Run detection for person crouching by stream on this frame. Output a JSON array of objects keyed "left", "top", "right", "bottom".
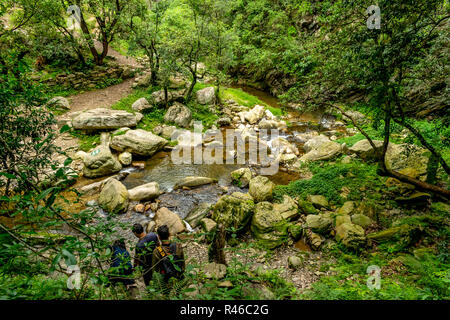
[
  {"left": 107, "top": 239, "right": 138, "bottom": 299},
  {"left": 132, "top": 223, "right": 158, "bottom": 287}
]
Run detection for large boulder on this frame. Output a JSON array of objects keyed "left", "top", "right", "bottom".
[
  {"left": 164, "top": 102, "right": 192, "bottom": 128},
  {"left": 303, "top": 135, "right": 331, "bottom": 153},
  {"left": 128, "top": 182, "right": 160, "bottom": 201},
  {"left": 72, "top": 108, "right": 138, "bottom": 130},
  {"left": 251, "top": 202, "right": 290, "bottom": 249},
  {"left": 196, "top": 87, "right": 216, "bottom": 105},
  {"left": 385, "top": 143, "right": 429, "bottom": 176},
  {"left": 349, "top": 139, "right": 384, "bottom": 160},
  {"left": 349, "top": 140, "right": 428, "bottom": 176},
  {"left": 249, "top": 176, "right": 275, "bottom": 202},
  {"left": 110, "top": 129, "right": 167, "bottom": 156},
  {"left": 83, "top": 145, "right": 122, "bottom": 178},
  {"left": 47, "top": 96, "right": 70, "bottom": 110},
  {"left": 151, "top": 89, "right": 184, "bottom": 106},
  {"left": 98, "top": 179, "right": 129, "bottom": 214},
  {"left": 154, "top": 207, "right": 186, "bottom": 235},
  {"left": 185, "top": 203, "right": 213, "bottom": 228},
  {"left": 230, "top": 168, "right": 252, "bottom": 188},
  {"left": 174, "top": 176, "right": 216, "bottom": 189},
  {"left": 335, "top": 222, "right": 366, "bottom": 249},
  {"left": 131, "top": 97, "right": 151, "bottom": 112},
  {"left": 300, "top": 140, "right": 342, "bottom": 162},
  {"left": 271, "top": 137, "right": 299, "bottom": 155},
  {"left": 212, "top": 192, "right": 255, "bottom": 232},
  {"left": 305, "top": 213, "right": 333, "bottom": 234}
]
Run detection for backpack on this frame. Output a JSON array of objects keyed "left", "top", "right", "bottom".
[{"left": 156, "top": 243, "right": 183, "bottom": 281}]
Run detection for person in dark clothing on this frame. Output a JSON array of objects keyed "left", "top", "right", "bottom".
[
  {"left": 150, "top": 225, "right": 185, "bottom": 283},
  {"left": 107, "top": 239, "right": 135, "bottom": 288},
  {"left": 132, "top": 223, "right": 158, "bottom": 286}
]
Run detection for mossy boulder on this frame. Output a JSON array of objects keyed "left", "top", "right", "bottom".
[
  {"left": 98, "top": 178, "right": 129, "bottom": 214},
  {"left": 288, "top": 223, "right": 303, "bottom": 240},
  {"left": 251, "top": 202, "right": 290, "bottom": 249},
  {"left": 212, "top": 192, "right": 255, "bottom": 232},
  {"left": 351, "top": 214, "right": 372, "bottom": 228},
  {"left": 249, "top": 176, "right": 275, "bottom": 202},
  {"left": 335, "top": 214, "right": 351, "bottom": 227},
  {"left": 336, "top": 201, "right": 356, "bottom": 215},
  {"left": 298, "top": 200, "right": 318, "bottom": 215},
  {"left": 230, "top": 168, "right": 252, "bottom": 188},
  {"left": 335, "top": 222, "right": 366, "bottom": 249},
  {"left": 305, "top": 213, "right": 333, "bottom": 234},
  {"left": 367, "top": 224, "right": 412, "bottom": 242},
  {"left": 307, "top": 195, "right": 329, "bottom": 209}
]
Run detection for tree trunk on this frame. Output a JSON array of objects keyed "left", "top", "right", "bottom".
[{"left": 208, "top": 224, "right": 227, "bottom": 265}]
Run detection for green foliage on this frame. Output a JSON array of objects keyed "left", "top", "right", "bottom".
[{"left": 274, "top": 160, "right": 385, "bottom": 205}]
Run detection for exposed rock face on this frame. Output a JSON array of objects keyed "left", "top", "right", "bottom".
[
  {"left": 98, "top": 179, "right": 129, "bottom": 214},
  {"left": 185, "top": 203, "right": 213, "bottom": 228},
  {"left": 164, "top": 102, "right": 192, "bottom": 128},
  {"left": 47, "top": 96, "right": 70, "bottom": 110},
  {"left": 230, "top": 168, "right": 252, "bottom": 188},
  {"left": 128, "top": 182, "right": 160, "bottom": 201},
  {"left": 212, "top": 192, "right": 255, "bottom": 232},
  {"left": 335, "top": 222, "right": 366, "bottom": 249},
  {"left": 82, "top": 145, "right": 122, "bottom": 178},
  {"left": 118, "top": 152, "right": 132, "bottom": 166},
  {"left": 174, "top": 176, "right": 216, "bottom": 189},
  {"left": 274, "top": 195, "right": 299, "bottom": 220},
  {"left": 72, "top": 108, "right": 138, "bottom": 130},
  {"left": 196, "top": 87, "right": 216, "bottom": 105},
  {"left": 154, "top": 207, "right": 186, "bottom": 235},
  {"left": 110, "top": 129, "right": 167, "bottom": 156},
  {"left": 251, "top": 201, "right": 289, "bottom": 249},
  {"left": 131, "top": 97, "right": 151, "bottom": 112},
  {"left": 305, "top": 213, "right": 333, "bottom": 234},
  {"left": 249, "top": 176, "right": 275, "bottom": 202}
]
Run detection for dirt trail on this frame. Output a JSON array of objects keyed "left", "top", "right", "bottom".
[{"left": 66, "top": 41, "right": 141, "bottom": 113}]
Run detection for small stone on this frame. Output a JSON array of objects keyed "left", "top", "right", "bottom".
[
  {"left": 288, "top": 256, "right": 303, "bottom": 269},
  {"left": 134, "top": 204, "right": 145, "bottom": 213}
]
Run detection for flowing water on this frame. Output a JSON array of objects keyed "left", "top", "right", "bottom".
[{"left": 120, "top": 86, "right": 324, "bottom": 193}]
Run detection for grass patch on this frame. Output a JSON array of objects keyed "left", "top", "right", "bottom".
[
  {"left": 273, "top": 160, "right": 386, "bottom": 205},
  {"left": 220, "top": 87, "right": 285, "bottom": 116},
  {"left": 70, "top": 130, "right": 100, "bottom": 152}
]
